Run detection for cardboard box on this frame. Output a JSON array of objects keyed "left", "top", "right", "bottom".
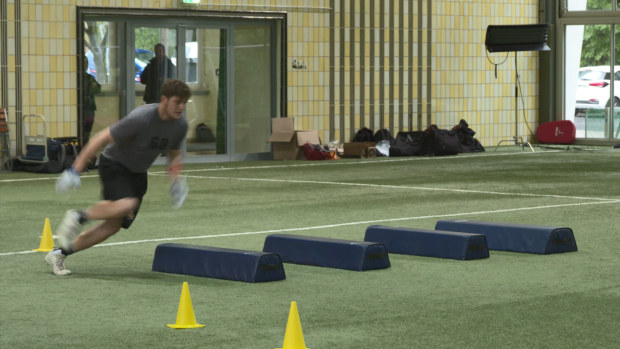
[
  {"left": 343, "top": 142, "right": 376, "bottom": 158},
  {"left": 267, "top": 118, "right": 320, "bottom": 160},
  {"left": 362, "top": 146, "right": 377, "bottom": 158}
]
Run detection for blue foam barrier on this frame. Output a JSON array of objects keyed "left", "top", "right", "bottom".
[
  {"left": 434, "top": 220, "right": 578, "bottom": 254},
  {"left": 364, "top": 225, "right": 489, "bottom": 260},
  {"left": 152, "top": 243, "right": 286, "bottom": 283},
  {"left": 262, "top": 234, "right": 390, "bottom": 271}
]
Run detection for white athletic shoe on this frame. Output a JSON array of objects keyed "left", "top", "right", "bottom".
[
  {"left": 56, "top": 210, "right": 82, "bottom": 251},
  {"left": 45, "top": 251, "right": 71, "bottom": 276}
]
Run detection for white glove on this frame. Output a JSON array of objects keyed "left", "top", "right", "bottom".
[
  {"left": 55, "top": 167, "right": 81, "bottom": 194},
  {"left": 170, "top": 176, "right": 188, "bottom": 209}
]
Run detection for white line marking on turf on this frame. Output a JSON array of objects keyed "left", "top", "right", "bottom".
[
  {"left": 157, "top": 150, "right": 558, "bottom": 174},
  {"left": 2, "top": 199, "right": 618, "bottom": 257},
  {"left": 0, "top": 174, "right": 98, "bottom": 183},
  {"left": 174, "top": 174, "right": 617, "bottom": 202},
  {"left": 0, "top": 150, "right": 556, "bottom": 184}
]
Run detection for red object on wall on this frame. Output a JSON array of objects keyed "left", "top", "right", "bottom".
[{"left": 536, "top": 120, "right": 576, "bottom": 144}]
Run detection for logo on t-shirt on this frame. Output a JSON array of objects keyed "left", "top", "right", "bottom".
[{"left": 149, "top": 137, "right": 169, "bottom": 150}]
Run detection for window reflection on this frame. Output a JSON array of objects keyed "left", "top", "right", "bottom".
[
  {"left": 566, "top": 0, "right": 613, "bottom": 11},
  {"left": 565, "top": 24, "right": 616, "bottom": 139}
]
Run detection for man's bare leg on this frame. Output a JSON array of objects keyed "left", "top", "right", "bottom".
[
  {"left": 72, "top": 218, "right": 124, "bottom": 251},
  {"left": 46, "top": 198, "right": 139, "bottom": 276}
]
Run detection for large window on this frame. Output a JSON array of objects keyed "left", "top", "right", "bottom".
[
  {"left": 566, "top": 0, "right": 614, "bottom": 11},
  {"left": 560, "top": 0, "right": 620, "bottom": 141}
]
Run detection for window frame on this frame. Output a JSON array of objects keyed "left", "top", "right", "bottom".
[
  {"left": 560, "top": 0, "right": 618, "bottom": 16},
  {"left": 556, "top": 1, "right": 620, "bottom": 143}
]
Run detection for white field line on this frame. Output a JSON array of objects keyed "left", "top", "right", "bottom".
[
  {"left": 1, "top": 199, "right": 619, "bottom": 257},
  {"left": 2, "top": 150, "right": 617, "bottom": 256},
  {"left": 0, "top": 150, "right": 553, "bottom": 184},
  {"left": 161, "top": 149, "right": 553, "bottom": 173},
  {"left": 0, "top": 173, "right": 98, "bottom": 183},
  {"left": 173, "top": 174, "right": 618, "bottom": 202}
]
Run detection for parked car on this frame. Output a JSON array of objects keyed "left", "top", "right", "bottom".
[
  {"left": 574, "top": 65, "right": 620, "bottom": 117},
  {"left": 85, "top": 48, "right": 154, "bottom": 83},
  {"left": 133, "top": 48, "right": 154, "bottom": 82}
]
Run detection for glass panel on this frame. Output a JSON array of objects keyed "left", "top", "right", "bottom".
[
  {"left": 566, "top": 24, "right": 613, "bottom": 139},
  {"left": 233, "top": 24, "right": 272, "bottom": 154},
  {"left": 185, "top": 28, "right": 227, "bottom": 155},
  {"left": 615, "top": 25, "right": 620, "bottom": 140},
  {"left": 566, "top": 0, "right": 613, "bottom": 11},
  {"left": 82, "top": 21, "right": 121, "bottom": 146},
  {"left": 184, "top": 29, "right": 198, "bottom": 84},
  {"left": 134, "top": 27, "right": 178, "bottom": 105}
]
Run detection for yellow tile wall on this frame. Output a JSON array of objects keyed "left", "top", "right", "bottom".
[
  {"left": 430, "top": 0, "right": 540, "bottom": 146},
  {"left": 1, "top": 0, "right": 539, "bottom": 147}
]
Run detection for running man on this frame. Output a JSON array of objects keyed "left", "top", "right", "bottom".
[{"left": 46, "top": 79, "right": 191, "bottom": 276}]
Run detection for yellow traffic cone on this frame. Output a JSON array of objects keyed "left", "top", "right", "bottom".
[
  {"left": 33, "top": 218, "right": 54, "bottom": 252},
  {"left": 167, "top": 282, "right": 205, "bottom": 329},
  {"left": 276, "top": 301, "right": 309, "bottom": 349}
]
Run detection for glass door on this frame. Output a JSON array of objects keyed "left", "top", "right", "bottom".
[
  {"left": 133, "top": 25, "right": 227, "bottom": 158},
  {"left": 185, "top": 23, "right": 276, "bottom": 160},
  {"left": 81, "top": 20, "right": 123, "bottom": 147},
  {"left": 133, "top": 24, "right": 275, "bottom": 161},
  {"left": 232, "top": 24, "right": 274, "bottom": 156},
  {"left": 82, "top": 18, "right": 279, "bottom": 162},
  {"left": 183, "top": 27, "right": 228, "bottom": 157},
  {"left": 615, "top": 24, "right": 620, "bottom": 140}
]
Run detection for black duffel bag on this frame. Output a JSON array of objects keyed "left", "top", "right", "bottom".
[{"left": 426, "top": 126, "right": 460, "bottom": 156}]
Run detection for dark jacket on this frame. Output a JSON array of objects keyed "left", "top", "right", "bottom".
[
  {"left": 83, "top": 72, "right": 101, "bottom": 116},
  {"left": 140, "top": 56, "right": 176, "bottom": 103}
]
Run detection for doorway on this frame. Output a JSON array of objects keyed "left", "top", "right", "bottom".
[
  {"left": 79, "top": 10, "right": 283, "bottom": 162},
  {"left": 564, "top": 24, "right": 620, "bottom": 140}
]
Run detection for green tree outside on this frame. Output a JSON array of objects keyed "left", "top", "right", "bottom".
[{"left": 580, "top": 0, "right": 620, "bottom": 67}]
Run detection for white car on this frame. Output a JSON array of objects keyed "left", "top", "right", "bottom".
[{"left": 574, "top": 65, "right": 620, "bottom": 117}]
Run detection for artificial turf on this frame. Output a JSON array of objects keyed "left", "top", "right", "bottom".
[{"left": 1, "top": 146, "right": 619, "bottom": 348}]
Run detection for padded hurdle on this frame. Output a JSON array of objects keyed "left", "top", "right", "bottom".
[
  {"left": 435, "top": 220, "right": 578, "bottom": 254},
  {"left": 152, "top": 243, "right": 286, "bottom": 283},
  {"left": 262, "top": 234, "right": 390, "bottom": 271},
  {"left": 364, "top": 225, "right": 489, "bottom": 260}
]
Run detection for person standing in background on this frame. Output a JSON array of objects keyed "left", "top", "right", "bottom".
[
  {"left": 140, "top": 43, "right": 177, "bottom": 104},
  {"left": 83, "top": 55, "right": 101, "bottom": 145}
]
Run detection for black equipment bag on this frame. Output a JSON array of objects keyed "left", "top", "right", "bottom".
[
  {"left": 13, "top": 137, "right": 79, "bottom": 173},
  {"left": 352, "top": 127, "right": 374, "bottom": 142},
  {"left": 390, "top": 132, "right": 425, "bottom": 156},
  {"left": 452, "top": 119, "right": 485, "bottom": 153},
  {"left": 426, "top": 126, "right": 460, "bottom": 156}
]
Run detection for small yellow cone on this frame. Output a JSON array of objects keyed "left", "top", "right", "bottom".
[
  {"left": 276, "top": 301, "right": 309, "bottom": 349},
  {"left": 33, "top": 218, "right": 54, "bottom": 252},
  {"left": 167, "top": 282, "right": 205, "bottom": 329}
]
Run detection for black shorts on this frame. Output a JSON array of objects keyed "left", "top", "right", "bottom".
[{"left": 98, "top": 155, "right": 148, "bottom": 229}]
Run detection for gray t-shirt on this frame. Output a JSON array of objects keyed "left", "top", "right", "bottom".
[{"left": 102, "top": 104, "right": 188, "bottom": 173}]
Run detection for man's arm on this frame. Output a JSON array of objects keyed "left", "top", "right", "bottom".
[
  {"left": 140, "top": 63, "right": 150, "bottom": 85},
  {"left": 55, "top": 127, "right": 113, "bottom": 193},
  {"left": 167, "top": 148, "right": 188, "bottom": 209},
  {"left": 73, "top": 127, "right": 114, "bottom": 173},
  {"left": 167, "top": 149, "right": 182, "bottom": 181},
  {"left": 170, "top": 61, "right": 177, "bottom": 79}
]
